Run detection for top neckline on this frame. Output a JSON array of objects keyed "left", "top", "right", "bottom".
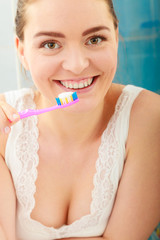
[{"left": 28, "top": 85, "right": 130, "bottom": 232}]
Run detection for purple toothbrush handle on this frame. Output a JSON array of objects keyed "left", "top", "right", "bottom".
[
  {"left": 19, "top": 99, "right": 79, "bottom": 119},
  {"left": 19, "top": 109, "right": 39, "bottom": 119}
]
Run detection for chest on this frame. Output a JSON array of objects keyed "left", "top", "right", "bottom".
[{"left": 30, "top": 139, "right": 100, "bottom": 228}]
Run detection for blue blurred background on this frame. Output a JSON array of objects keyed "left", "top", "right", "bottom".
[{"left": 113, "top": 0, "right": 160, "bottom": 94}]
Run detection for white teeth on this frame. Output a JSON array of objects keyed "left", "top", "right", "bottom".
[
  {"left": 88, "top": 78, "right": 92, "bottom": 85},
  {"left": 79, "top": 82, "right": 84, "bottom": 89},
  {"left": 84, "top": 81, "right": 88, "bottom": 87},
  {"left": 73, "top": 83, "right": 78, "bottom": 89},
  {"left": 69, "top": 83, "right": 72, "bottom": 88},
  {"left": 60, "top": 77, "right": 94, "bottom": 89}
]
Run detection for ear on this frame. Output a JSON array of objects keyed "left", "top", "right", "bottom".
[
  {"left": 113, "top": 27, "right": 119, "bottom": 52},
  {"left": 15, "top": 37, "right": 29, "bottom": 70},
  {"left": 115, "top": 27, "right": 119, "bottom": 46}
]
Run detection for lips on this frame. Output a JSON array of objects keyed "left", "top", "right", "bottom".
[
  {"left": 53, "top": 76, "right": 99, "bottom": 93},
  {"left": 56, "top": 76, "right": 100, "bottom": 91}
]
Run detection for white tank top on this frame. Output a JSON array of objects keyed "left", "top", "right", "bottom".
[{"left": 4, "top": 85, "right": 143, "bottom": 240}]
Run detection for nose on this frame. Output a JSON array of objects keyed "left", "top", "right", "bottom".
[{"left": 62, "top": 46, "right": 89, "bottom": 75}]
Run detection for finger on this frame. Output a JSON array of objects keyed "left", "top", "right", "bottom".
[
  {"left": 0, "top": 110, "right": 10, "bottom": 135},
  {"left": 0, "top": 101, "right": 20, "bottom": 123}
]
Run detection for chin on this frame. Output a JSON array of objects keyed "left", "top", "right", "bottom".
[{"left": 63, "top": 97, "right": 100, "bottom": 115}]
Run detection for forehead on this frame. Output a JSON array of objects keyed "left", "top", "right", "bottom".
[{"left": 25, "top": 0, "right": 113, "bottom": 34}]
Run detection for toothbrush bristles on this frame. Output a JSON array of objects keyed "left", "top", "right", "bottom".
[{"left": 56, "top": 92, "right": 78, "bottom": 106}]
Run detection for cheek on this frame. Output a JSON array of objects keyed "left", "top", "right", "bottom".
[
  {"left": 25, "top": 53, "right": 61, "bottom": 103},
  {"left": 93, "top": 47, "right": 118, "bottom": 75},
  {"left": 92, "top": 48, "right": 118, "bottom": 102},
  {"left": 28, "top": 55, "right": 60, "bottom": 82}
]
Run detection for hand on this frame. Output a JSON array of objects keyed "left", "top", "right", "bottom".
[{"left": 0, "top": 99, "right": 20, "bottom": 135}]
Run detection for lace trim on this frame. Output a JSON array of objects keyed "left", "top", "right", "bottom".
[
  {"left": 15, "top": 92, "right": 39, "bottom": 215},
  {"left": 91, "top": 90, "right": 129, "bottom": 214},
  {"left": 15, "top": 87, "right": 130, "bottom": 237}
]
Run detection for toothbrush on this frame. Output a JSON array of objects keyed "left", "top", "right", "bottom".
[{"left": 19, "top": 92, "right": 79, "bottom": 119}]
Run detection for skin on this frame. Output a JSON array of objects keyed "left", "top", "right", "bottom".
[
  {"left": 0, "top": 153, "right": 16, "bottom": 240},
  {"left": 0, "top": 0, "right": 160, "bottom": 239}
]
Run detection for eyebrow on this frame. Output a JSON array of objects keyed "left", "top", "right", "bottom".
[
  {"left": 34, "top": 31, "right": 65, "bottom": 38},
  {"left": 33, "top": 26, "right": 110, "bottom": 38},
  {"left": 82, "top": 26, "right": 110, "bottom": 36}
]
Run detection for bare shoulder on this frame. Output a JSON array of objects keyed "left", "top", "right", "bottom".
[
  {"left": 132, "top": 88, "right": 160, "bottom": 118},
  {"left": 127, "top": 88, "right": 160, "bottom": 149},
  {"left": 126, "top": 88, "right": 160, "bottom": 175}
]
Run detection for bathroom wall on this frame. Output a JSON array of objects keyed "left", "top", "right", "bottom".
[
  {"left": 0, "top": 0, "right": 32, "bottom": 93},
  {"left": 0, "top": 0, "right": 17, "bottom": 92},
  {"left": 114, "top": 0, "right": 160, "bottom": 93}
]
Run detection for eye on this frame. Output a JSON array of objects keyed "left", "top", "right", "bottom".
[
  {"left": 87, "top": 35, "right": 107, "bottom": 46},
  {"left": 41, "top": 41, "right": 60, "bottom": 50}
]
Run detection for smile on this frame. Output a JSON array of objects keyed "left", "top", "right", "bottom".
[{"left": 59, "top": 77, "right": 94, "bottom": 90}]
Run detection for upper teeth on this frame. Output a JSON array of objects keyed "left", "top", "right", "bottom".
[{"left": 60, "top": 77, "right": 94, "bottom": 89}]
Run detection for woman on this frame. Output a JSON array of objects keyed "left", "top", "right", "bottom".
[{"left": 0, "top": 0, "right": 160, "bottom": 239}]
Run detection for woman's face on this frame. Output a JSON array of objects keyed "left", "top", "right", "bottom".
[{"left": 17, "top": 0, "right": 118, "bottom": 111}]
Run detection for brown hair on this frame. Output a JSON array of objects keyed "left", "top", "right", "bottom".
[
  {"left": 15, "top": 0, "right": 119, "bottom": 41},
  {"left": 15, "top": 0, "right": 34, "bottom": 41},
  {"left": 105, "top": 0, "right": 119, "bottom": 29}
]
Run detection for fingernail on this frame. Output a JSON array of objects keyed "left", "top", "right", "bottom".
[{"left": 4, "top": 126, "right": 11, "bottom": 134}]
